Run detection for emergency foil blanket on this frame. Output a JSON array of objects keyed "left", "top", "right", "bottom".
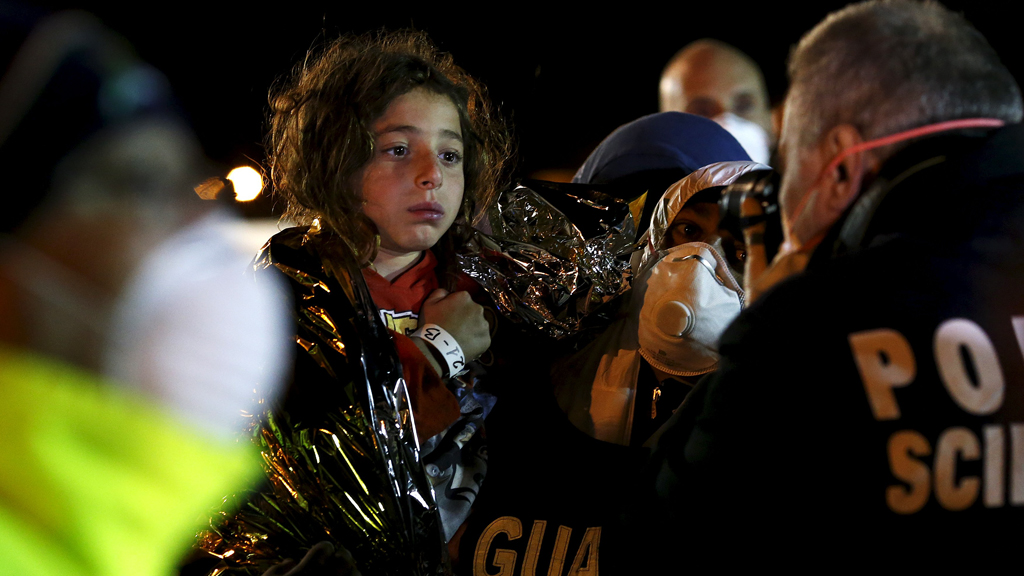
[
  {"left": 198, "top": 227, "right": 447, "bottom": 576},
  {"left": 459, "top": 181, "right": 644, "bottom": 341}
]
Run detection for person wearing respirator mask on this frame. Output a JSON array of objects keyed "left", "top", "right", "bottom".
[{"left": 554, "top": 160, "right": 767, "bottom": 448}]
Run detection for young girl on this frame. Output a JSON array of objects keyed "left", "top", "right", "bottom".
[{"left": 206, "top": 31, "right": 510, "bottom": 575}]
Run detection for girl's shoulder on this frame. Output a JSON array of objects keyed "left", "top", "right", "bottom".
[
  {"left": 258, "top": 226, "right": 320, "bottom": 268},
  {"left": 260, "top": 226, "right": 360, "bottom": 277}
]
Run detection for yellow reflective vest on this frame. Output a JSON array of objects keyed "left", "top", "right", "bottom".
[{"left": 0, "top": 347, "right": 261, "bottom": 576}]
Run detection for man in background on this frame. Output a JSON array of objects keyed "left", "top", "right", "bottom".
[{"left": 659, "top": 39, "right": 773, "bottom": 163}]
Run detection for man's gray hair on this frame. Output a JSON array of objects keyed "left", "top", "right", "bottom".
[{"left": 787, "top": 0, "right": 1022, "bottom": 148}]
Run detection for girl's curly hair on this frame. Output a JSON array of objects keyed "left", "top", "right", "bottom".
[{"left": 268, "top": 30, "right": 512, "bottom": 287}]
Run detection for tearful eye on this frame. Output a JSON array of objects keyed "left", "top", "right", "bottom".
[
  {"left": 386, "top": 145, "right": 408, "bottom": 157},
  {"left": 441, "top": 150, "right": 462, "bottom": 164}
]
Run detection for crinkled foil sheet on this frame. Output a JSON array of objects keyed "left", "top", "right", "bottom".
[
  {"left": 199, "top": 227, "right": 447, "bottom": 576},
  {"left": 459, "top": 181, "right": 642, "bottom": 341}
]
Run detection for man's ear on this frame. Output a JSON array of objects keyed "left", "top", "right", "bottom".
[{"left": 817, "top": 124, "right": 874, "bottom": 219}]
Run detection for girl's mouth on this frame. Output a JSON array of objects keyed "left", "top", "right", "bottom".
[{"left": 409, "top": 202, "right": 446, "bottom": 221}]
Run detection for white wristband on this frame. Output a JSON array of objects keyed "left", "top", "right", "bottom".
[{"left": 411, "top": 323, "right": 467, "bottom": 378}]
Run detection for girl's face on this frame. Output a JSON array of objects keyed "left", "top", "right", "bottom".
[{"left": 360, "top": 87, "right": 465, "bottom": 258}]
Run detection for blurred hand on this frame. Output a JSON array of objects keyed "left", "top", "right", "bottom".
[
  {"left": 740, "top": 193, "right": 770, "bottom": 300},
  {"left": 419, "top": 288, "right": 491, "bottom": 362},
  {"left": 261, "top": 541, "right": 362, "bottom": 576},
  {"left": 740, "top": 190, "right": 811, "bottom": 305}
]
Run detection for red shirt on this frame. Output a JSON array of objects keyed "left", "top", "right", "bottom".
[
  {"left": 362, "top": 250, "right": 441, "bottom": 336},
  {"left": 362, "top": 251, "right": 459, "bottom": 440}
]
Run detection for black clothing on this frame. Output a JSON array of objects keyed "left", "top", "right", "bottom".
[
  {"left": 629, "top": 361, "right": 692, "bottom": 448},
  {"left": 456, "top": 378, "right": 645, "bottom": 576},
  {"left": 453, "top": 311, "right": 645, "bottom": 576},
  {"left": 637, "top": 125, "right": 1024, "bottom": 564}
]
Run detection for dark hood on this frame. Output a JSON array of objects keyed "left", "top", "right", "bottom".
[
  {"left": 573, "top": 112, "right": 750, "bottom": 185},
  {"left": 573, "top": 112, "right": 751, "bottom": 233}
]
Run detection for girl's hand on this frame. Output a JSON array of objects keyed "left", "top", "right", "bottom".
[{"left": 419, "top": 288, "right": 491, "bottom": 361}]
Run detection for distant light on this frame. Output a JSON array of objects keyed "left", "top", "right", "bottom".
[{"left": 227, "top": 166, "right": 263, "bottom": 202}]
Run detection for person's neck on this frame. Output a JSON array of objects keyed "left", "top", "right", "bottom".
[{"left": 372, "top": 248, "right": 424, "bottom": 282}]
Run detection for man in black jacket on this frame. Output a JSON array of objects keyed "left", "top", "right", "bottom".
[{"left": 638, "top": 0, "right": 1024, "bottom": 564}]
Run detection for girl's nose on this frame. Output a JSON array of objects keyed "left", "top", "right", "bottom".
[{"left": 417, "top": 156, "right": 443, "bottom": 189}]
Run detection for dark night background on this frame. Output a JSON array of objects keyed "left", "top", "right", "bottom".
[{"left": 6, "top": 2, "right": 1019, "bottom": 215}]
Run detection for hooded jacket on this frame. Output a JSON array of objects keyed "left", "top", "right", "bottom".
[
  {"left": 553, "top": 161, "right": 764, "bottom": 447},
  {"left": 639, "top": 160, "right": 770, "bottom": 268}
]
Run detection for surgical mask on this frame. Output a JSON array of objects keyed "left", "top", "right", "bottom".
[
  {"left": 714, "top": 111, "right": 771, "bottom": 165},
  {"left": 781, "top": 117, "right": 1005, "bottom": 256},
  {"left": 636, "top": 242, "right": 743, "bottom": 377}
]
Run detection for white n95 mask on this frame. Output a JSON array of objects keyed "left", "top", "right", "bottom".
[
  {"left": 637, "top": 242, "right": 743, "bottom": 377},
  {"left": 713, "top": 111, "right": 771, "bottom": 165}
]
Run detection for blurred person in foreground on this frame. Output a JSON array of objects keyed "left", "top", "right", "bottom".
[
  {"left": 0, "top": 11, "right": 290, "bottom": 575},
  {"left": 659, "top": 39, "right": 773, "bottom": 164},
  {"left": 636, "top": 0, "right": 1024, "bottom": 565}
]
